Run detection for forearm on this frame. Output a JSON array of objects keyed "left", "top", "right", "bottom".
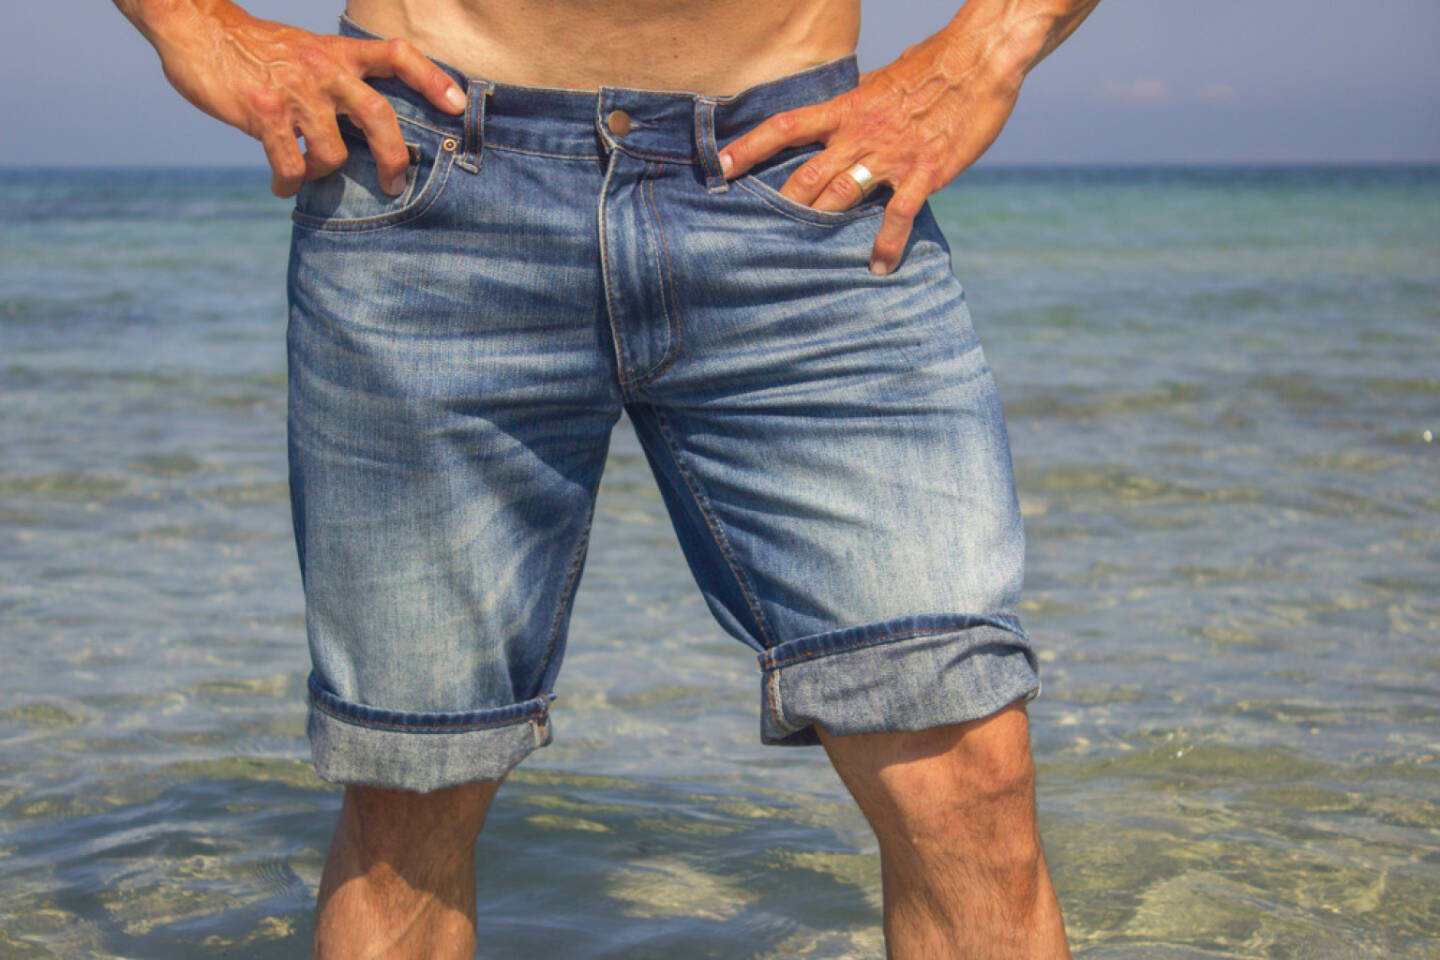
[
  {"left": 936, "top": 0, "right": 1101, "bottom": 84},
  {"left": 111, "top": 0, "right": 248, "bottom": 60}
]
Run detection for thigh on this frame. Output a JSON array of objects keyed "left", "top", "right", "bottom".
[
  {"left": 286, "top": 137, "right": 622, "bottom": 719},
  {"left": 630, "top": 182, "right": 1038, "bottom": 746},
  {"left": 638, "top": 197, "right": 1025, "bottom": 643}
]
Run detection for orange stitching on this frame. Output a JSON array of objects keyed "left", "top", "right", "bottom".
[
  {"left": 292, "top": 151, "right": 456, "bottom": 233},
  {"left": 733, "top": 177, "right": 885, "bottom": 229},
  {"left": 762, "top": 621, "right": 1023, "bottom": 671},
  {"left": 486, "top": 141, "right": 598, "bottom": 161},
  {"left": 614, "top": 147, "right": 700, "bottom": 165},
  {"left": 701, "top": 103, "right": 718, "bottom": 182},
  {"left": 596, "top": 155, "right": 633, "bottom": 388},
  {"left": 765, "top": 669, "right": 788, "bottom": 735},
  {"left": 396, "top": 116, "right": 461, "bottom": 139},
  {"left": 709, "top": 54, "right": 857, "bottom": 105},
  {"left": 630, "top": 171, "right": 682, "bottom": 389},
  {"left": 312, "top": 697, "right": 550, "bottom": 733}
]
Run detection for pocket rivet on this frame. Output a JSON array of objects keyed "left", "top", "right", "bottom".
[{"left": 442, "top": 138, "right": 458, "bottom": 153}]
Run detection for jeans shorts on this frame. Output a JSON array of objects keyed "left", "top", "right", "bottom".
[{"left": 286, "top": 14, "right": 1042, "bottom": 793}]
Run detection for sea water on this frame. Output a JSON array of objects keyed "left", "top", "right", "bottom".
[{"left": 1, "top": 164, "right": 1437, "bottom": 958}]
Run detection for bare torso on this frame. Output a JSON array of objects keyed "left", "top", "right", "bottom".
[{"left": 344, "top": 0, "right": 860, "bottom": 95}]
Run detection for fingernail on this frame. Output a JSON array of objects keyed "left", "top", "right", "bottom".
[
  {"left": 444, "top": 86, "right": 467, "bottom": 112},
  {"left": 387, "top": 173, "right": 407, "bottom": 195},
  {"left": 719, "top": 152, "right": 733, "bottom": 177},
  {"left": 870, "top": 259, "right": 890, "bottom": 276}
]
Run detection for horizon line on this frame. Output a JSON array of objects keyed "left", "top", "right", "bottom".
[{"left": 3, "top": 158, "right": 1438, "bottom": 171}]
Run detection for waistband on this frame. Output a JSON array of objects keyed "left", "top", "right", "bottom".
[{"left": 338, "top": 13, "right": 857, "bottom": 177}]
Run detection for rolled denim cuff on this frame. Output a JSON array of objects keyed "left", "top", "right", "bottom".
[
  {"left": 306, "top": 673, "right": 552, "bottom": 792},
  {"left": 758, "top": 614, "right": 1042, "bottom": 746}
]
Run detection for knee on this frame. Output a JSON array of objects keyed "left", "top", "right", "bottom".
[
  {"left": 955, "top": 729, "right": 1038, "bottom": 812},
  {"left": 876, "top": 732, "right": 1041, "bottom": 871},
  {"left": 899, "top": 748, "right": 1036, "bottom": 837}
]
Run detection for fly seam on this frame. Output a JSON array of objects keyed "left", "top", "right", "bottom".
[
  {"left": 595, "top": 151, "right": 634, "bottom": 389},
  {"left": 627, "top": 169, "right": 683, "bottom": 389}
]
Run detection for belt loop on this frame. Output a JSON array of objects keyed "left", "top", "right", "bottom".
[
  {"left": 458, "top": 79, "right": 490, "bottom": 174},
  {"left": 694, "top": 99, "right": 728, "bottom": 194}
]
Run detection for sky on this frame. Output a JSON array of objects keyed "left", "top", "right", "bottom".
[{"left": 2, "top": 0, "right": 1437, "bottom": 166}]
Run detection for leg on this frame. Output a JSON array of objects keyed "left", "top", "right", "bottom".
[
  {"left": 819, "top": 698, "right": 1070, "bottom": 959},
  {"left": 288, "top": 72, "right": 621, "bottom": 950},
  {"left": 313, "top": 780, "right": 500, "bottom": 959}
]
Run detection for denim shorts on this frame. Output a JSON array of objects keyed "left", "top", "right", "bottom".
[{"left": 286, "top": 15, "right": 1042, "bottom": 792}]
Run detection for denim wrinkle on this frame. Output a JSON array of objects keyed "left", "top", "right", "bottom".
[{"left": 285, "top": 13, "right": 1042, "bottom": 793}]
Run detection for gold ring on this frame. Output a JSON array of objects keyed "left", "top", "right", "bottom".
[{"left": 843, "top": 162, "right": 878, "bottom": 195}]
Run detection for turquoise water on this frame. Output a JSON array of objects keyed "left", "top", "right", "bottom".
[{"left": 1, "top": 165, "right": 1437, "bottom": 958}]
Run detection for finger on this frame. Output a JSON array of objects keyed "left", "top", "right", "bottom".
[
  {"left": 718, "top": 103, "right": 835, "bottom": 179},
  {"left": 296, "top": 108, "right": 350, "bottom": 183},
  {"left": 350, "top": 37, "right": 467, "bottom": 115},
  {"left": 808, "top": 155, "right": 884, "bottom": 212},
  {"left": 870, "top": 174, "right": 930, "bottom": 276},
  {"left": 261, "top": 129, "right": 307, "bottom": 198},
  {"left": 774, "top": 145, "right": 867, "bottom": 208},
  {"left": 334, "top": 75, "right": 410, "bottom": 194}
]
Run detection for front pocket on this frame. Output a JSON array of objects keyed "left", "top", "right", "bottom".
[
  {"left": 292, "top": 117, "right": 456, "bottom": 233},
  {"left": 738, "top": 145, "right": 891, "bottom": 227}
]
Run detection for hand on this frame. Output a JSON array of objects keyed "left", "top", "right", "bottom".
[
  {"left": 148, "top": 5, "right": 466, "bottom": 198},
  {"left": 718, "top": 29, "right": 1026, "bottom": 275}
]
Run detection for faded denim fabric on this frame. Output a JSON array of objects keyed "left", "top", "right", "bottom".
[{"left": 286, "top": 14, "right": 1041, "bottom": 793}]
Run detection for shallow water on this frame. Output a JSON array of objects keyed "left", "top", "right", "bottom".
[{"left": 2, "top": 164, "right": 1437, "bottom": 958}]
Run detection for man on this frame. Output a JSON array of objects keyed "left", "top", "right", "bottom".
[{"left": 113, "top": 0, "right": 1097, "bottom": 955}]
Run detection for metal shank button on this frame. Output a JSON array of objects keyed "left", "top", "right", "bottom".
[{"left": 607, "top": 109, "right": 632, "bottom": 137}]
